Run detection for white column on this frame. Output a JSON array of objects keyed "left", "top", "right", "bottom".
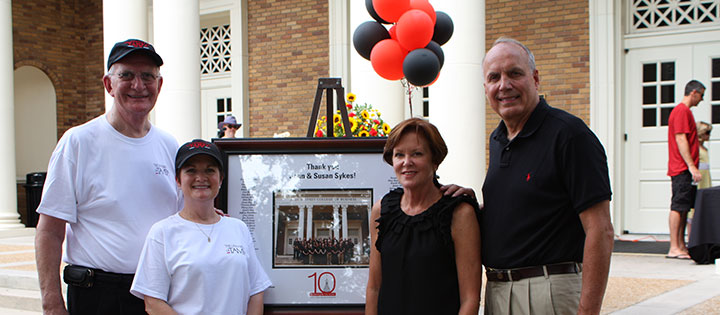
[
  {"left": 430, "top": 0, "right": 485, "bottom": 201},
  {"left": 590, "top": 0, "right": 619, "bottom": 225},
  {"left": 274, "top": 204, "right": 280, "bottom": 248},
  {"left": 153, "top": 0, "right": 201, "bottom": 143},
  {"left": 332, "top": 205, "right": 340, "bottom": 239},
  {"left": 306, "top": 206, "right": 313, "bottom": 239},
  {"left": 298, "top": 206, "right": 305, "bottom": 240},
  {"left": 341, "top": 205, "right": 348, "bottom": 239},
  {"left": 328, "top": 0, "right": 350, "bottom": 81},
  {"left": 230, "top": 1, "right": 249, "bottom": 135},
  {"left": 0, "top": 0, "right": 22, "bottom": 228},
  {"left": 103, "top": 0, "right": 148, "bottom": 112},
  {"left": 349, "top": 0, "right": 405, "bottom": 126}
]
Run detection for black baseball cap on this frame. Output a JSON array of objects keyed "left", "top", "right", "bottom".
[
  {"left": 107, "top": 39, "right": 164, "bottom": 70},
  {"left": 175, "top": 139, "right": 224, "bottom": 174}
]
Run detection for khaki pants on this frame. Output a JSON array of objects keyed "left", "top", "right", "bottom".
[{"left": 484, "top": 272, "right": 582, "bottom": 315}]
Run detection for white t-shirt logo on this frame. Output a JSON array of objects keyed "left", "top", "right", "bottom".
[
  {"left": 225, "top": 244, "right": 246, "bottom": 255},
  {"left": 153, "top": 163, "right": 170, "bottom": 176}
]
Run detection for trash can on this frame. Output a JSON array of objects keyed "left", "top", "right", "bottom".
[{"left": 24, "top": 172, "right": 46, "bottom": 228}]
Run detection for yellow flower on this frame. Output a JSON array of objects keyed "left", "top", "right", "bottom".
[
  {"left": 333, "top": 114, "right": 341, "bottom": 124},
  {"left": 358, "top": 130, "right": 370, "bottom": 137},
  {"left": 347, "top": 93, "right": 356, "bottom": 103},
  {"left": 361, "top": 110, "right": 369, "bottom": 120},
  {"left": 382, "top": 123, "right": 391, "bottom": 133},
  {"left": 351, "top": 119, "right": 359, "bottom": 132}
]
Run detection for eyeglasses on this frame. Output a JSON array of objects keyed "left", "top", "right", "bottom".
[{"left": 113, "top": 71, "right": 159, "bottom": 83}]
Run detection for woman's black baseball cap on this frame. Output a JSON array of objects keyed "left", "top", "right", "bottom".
[{"left": 175, "top": 139, "right": 224, "bottom": 174}]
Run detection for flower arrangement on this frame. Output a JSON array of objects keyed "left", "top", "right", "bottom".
[{"left": 314, "top": 93, "right": 391, "bottom": 137}]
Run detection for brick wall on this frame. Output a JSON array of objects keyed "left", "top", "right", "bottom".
[
  {"left": 12, "top": 0, "right": 105, "bottom": 139},
  {"left": 484, "top": 0, "right": 590, "bottom": 144},
  {"left": 12, "top": 0, "right": 104, "bottom": 223},
  {"left": 246, "top": 0, "right": 329, "bottom": 137}
]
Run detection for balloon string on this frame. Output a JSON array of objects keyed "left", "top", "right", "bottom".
[
  {"left": 408, "top": 83, "right": 413, "bottom": 117},
  {"left": 401, "top": 78, "right": 416, "bottom": 117}
]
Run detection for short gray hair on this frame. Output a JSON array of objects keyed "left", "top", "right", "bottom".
[
  {"left": 492, "top": 37, "right": 536, "bottom": 71},
  {"left": 684, "top": 80, "right": 705, "bottom": 96}
]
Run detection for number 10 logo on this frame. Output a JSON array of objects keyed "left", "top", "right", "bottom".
[{"left": 308, "top": 272, "right": 337, "bottom": 297}]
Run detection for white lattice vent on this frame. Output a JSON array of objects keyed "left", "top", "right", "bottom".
[
  {"left": 630, "top": 0, "right": 719, "bottom": 33},
  {"left": 201, "top": 24, "right": 231, "bottom": 75}
]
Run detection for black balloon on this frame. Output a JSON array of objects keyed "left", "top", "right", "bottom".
[
  {"left": 353, "top": 21, "right": 390, "bottom": 60},
  {"left": 432, "top": 11, "right": 454, "bottom": 46},
  {"left": 403, "top": 48, "right": 440, "bottom": 86},
  {"left": 365, "top": 0, "right": 390, "bottom": 24},
  {"left": 425, "top": 41, "right": 444, "bottom": 69}
]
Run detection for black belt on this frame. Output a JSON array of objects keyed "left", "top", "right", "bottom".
[
  {"left": 92, "top": 268, "right": 135, "bottom": 286},
  {"left": 64, "top": 265, "right": 135, "bottom": 288},
  {"left": 486, "top": 262, "right": 582, "bottom": 282}
]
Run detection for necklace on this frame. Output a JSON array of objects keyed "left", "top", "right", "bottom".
[{"left": 193, "top": 221, "right": 216, "bottom": 243}]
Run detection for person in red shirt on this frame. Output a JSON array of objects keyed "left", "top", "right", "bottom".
[{"left": 666, "top": 80, "right": 705, "bottom": 259}]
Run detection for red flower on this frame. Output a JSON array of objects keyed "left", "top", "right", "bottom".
[
  {"left": 373, "top": 119, "right": 380, "bottom": 124},
  {"left": 370, "top": 129, "right": 378, "bottom": 136},
  {"left": 349, "top": 112, "right": 356, "bottom": 117},
  {"left": 315, "top": 130, "right": 323, "bottom": 137},
  {"left": 346, "top": 103, "right": 352, "bottom": 109}
]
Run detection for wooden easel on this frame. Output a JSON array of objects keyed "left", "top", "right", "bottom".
[{"left": 306, "top": 78, "right": 353, "bottom": 137}]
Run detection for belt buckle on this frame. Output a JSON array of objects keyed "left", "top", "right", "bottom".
[{"left": 489, "top": 268, "right": 512, "bottom": 281}]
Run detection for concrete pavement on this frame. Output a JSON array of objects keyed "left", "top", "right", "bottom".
[{"left": 1, "top": 228, "right": 718, "bottom": 314}]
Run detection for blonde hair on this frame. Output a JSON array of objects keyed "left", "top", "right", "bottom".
[{"left": 697, "top": 121, "right": 712, "bottom": 137}]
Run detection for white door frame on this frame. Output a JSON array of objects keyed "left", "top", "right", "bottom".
[
  {"left": 591, "top": 0, "right": 720, "bottom": 234},
  {"left": 201, "top": 85, "right": 234, "bottom": 139},
  {"left": 624, "top": 45, "right": 691, "bottom": 233},
  {"left": 622, "top": 34, "right": 720, "bottom": 233}
]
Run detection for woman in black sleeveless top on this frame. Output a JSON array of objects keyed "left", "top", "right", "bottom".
[{"left": 365, "top": 118, "right": 482, "bottom": 315}]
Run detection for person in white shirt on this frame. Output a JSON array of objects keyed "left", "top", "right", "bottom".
[
  {"left": 35, "top": 39, "right": 180, "bottom": 315},
  {"left": 131, "top": 139, "right": 271, "bottom": 315}
]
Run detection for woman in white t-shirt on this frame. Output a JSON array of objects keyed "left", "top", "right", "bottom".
[{"left": 131, "top": 139, "right": 271, "bottom": 315}]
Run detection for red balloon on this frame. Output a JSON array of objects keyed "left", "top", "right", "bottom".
[
  {"left": 409, "top": 0, "right": 436, "bottom": 24},
  {"left": 388, "top": 25, "right": 397, "bottom": 40},
  {"left": 396, "top": 10, "right": 434, "bottom": 51},
  {"left": 370, "top": 39, "right": 407, "bottom": 81},
  {"left": 372, "top": 0, "right": 410, "bottom": 23}
]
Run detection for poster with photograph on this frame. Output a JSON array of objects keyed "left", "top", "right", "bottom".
[{"left": 216, "top": 139, "right": 397, "bottom": 306}]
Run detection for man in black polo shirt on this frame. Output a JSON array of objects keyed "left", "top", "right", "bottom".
[{"left": 446, "top": 37, "right": 614, "bottom": 314}]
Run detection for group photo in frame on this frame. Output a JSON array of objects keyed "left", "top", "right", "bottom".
[
  {"left": 272, "top": 188, "right": 372, "bottom": 268},
  {"left": 214, "top": 138, "right": 397, "bottom": 309}
]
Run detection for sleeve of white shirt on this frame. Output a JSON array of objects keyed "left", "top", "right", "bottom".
[
  {"left": 242, "top": 224, "right": 272, "bottom": 296},
  {"left": 131, "top": 224, "right": 171, "bottom": 301},
  {"left": 36, "top": 135, "right": 79, "bottom": 223}
]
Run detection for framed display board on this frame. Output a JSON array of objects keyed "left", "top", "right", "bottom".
[{"left": 214, "top": 138, "right": 398, "bottom": 312}]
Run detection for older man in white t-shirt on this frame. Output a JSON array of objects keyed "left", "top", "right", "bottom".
[{"left": 35, "top": 39, "right": 181, "bottom": 315}]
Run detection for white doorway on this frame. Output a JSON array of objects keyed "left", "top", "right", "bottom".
[
  {"left": 201, "top": 87, "right": 235, "bottom": 139},
  {"left": 347, "top": 227, "right": 361, "bottom": 256},
  {"left": 284, "top": 227, "right": 298, "bottom": 255},
  {"left": 624, "top": 43, "right": 719, "bottom": 233},
  {"left": 13, "top": 66, "right": 57, "bottom": 181}
]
